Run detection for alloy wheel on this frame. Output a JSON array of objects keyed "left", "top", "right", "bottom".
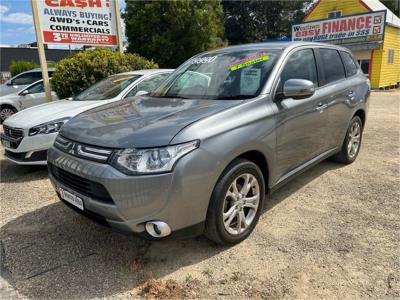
[
  {"left": 0, "top": 108, "right": 15, "bottom": 121},
  {"left": 347, "top": 121, "right": 361, "bottom": 159},
  {"left": 223, "top": 173, "right": 260, "bottom": 235}
]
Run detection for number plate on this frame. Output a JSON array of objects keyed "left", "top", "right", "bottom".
[{"left": 59, "top": 187, "right": 84, "bottom": 210}]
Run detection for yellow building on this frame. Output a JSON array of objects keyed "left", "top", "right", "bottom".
[{"left": 300, "top": 0, "right": 399, "bottom": 89}]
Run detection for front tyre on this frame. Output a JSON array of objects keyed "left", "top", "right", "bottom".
[
  {"left": 0, "top": 106, "right": 17, "bottom": 123},
  {"left": 205, "top": 159, "right": 265, "bottom": 245},
  {"left": 332, "top": 116, "right": 363, "bottom": 164}
]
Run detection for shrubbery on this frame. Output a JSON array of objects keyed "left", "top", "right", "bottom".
[
  {"left": 51, "top": 48, "right": 158, "bottom": 99},
  {"left": 9, "top": 60, "right": 39, "bottom": 77}
]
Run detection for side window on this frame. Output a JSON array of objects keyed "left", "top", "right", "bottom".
[
  {"left": 124, "top": 86, "right": 137, "bottom": 98},
  {"left": 25, "top": 81, "right": 44, "bottom": 94},
  {"left": 279, "top": 48, "right": 318, "bottom": 92},
  {"left": 340, "top": 51, "right": 358, "bottom": 77},
  {"left": 12, "top": 73, "right": 36, "bottom": 85},
  {"left": 320, "top": 49, "right": 346, "bottom": 84},
  {"left": 136, "top": 73, "right": 170, "bottom": 93}
]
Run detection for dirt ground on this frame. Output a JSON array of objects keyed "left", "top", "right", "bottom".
[{"left": 0, "top": 91, "right": 399, "bottom": 299}]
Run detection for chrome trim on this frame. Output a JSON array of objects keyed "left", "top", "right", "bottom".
[
  {"left": 3, "top": 125, "right": 24, "bottom": 140},
  {"left": 54, "top": 136, "right": 112, "bottom": 162}
]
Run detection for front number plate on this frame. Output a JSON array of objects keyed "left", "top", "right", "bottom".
[
  {"left": 59, "top": 187, "right": 84, "bottom": 210},
  {"left": 1, "top": 137, "right": 11, "bottom": 148}
]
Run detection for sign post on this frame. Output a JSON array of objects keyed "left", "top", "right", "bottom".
[
  {"left": 114, "top": 0, "right": 124, "bottom": 53},
  {"left": 31, "top": 0, "right": 52, "bottom": 102}
]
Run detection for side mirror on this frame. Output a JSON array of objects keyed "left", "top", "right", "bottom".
[
  {"left": 19, "top": 90, "right": 29, "bottom": 96},
  {"left": 135, "top": 90, "right": 149, "bottom": 96},
  {"left": 283, "top": 79, "right": 315, "bottom": 99},
  {"left": 5, "top": 80, "right": 12, "bottom": 86}
]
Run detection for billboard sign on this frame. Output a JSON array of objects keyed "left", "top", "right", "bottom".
[
  {"left": 292, "top": 11, "right": 386, "bottom": 45},
  {"left": 37, "top": 0, "right": 118, "bottom": 46}
]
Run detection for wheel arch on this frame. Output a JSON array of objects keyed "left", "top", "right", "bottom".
[
  {"left": 353, "top": 109, "right": 366, "bottom": 128},
  {"left": 235, "top": 150, "right": 270, "bottom": 191},
  {"left": 0, "top": 103, "right": 18, "bottom": 112}
]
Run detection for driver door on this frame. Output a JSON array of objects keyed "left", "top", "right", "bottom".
[
  {"left": 19, "top": 81, "right": 56, "bottom": 109},
  {"left": 273, "top": 48, "right": 330, "bottom": 180}
]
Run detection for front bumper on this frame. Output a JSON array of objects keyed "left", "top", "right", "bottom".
[
  {"left": 1, "top": 132, "right": 57, "bottom": 165},
  {"left": 47, "top": 145, "right": 220, "bottom": 236}
]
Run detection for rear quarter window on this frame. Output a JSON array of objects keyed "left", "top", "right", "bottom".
[
  {"left": 320, "top": 49, "right": 346, "bottom": 84},
  {"left": 340, "top": 51, "right": 358, "bottom": 77}
]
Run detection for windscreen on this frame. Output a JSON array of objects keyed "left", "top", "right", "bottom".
[
  {"left": 152, "top": 50, "right": 281, "bottom": 100},
  {"left": 74, "top": 74, "right": 142, "bottom": 101}
]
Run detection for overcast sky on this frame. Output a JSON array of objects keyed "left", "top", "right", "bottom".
[{"left": 0, "top": 0, "right": 126, "bottom": 48}]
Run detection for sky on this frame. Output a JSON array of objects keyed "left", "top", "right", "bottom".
[{"left": 0, "top": 0, "right": 126, "bottom": 48}]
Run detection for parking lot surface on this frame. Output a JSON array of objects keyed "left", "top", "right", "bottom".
[{"left": 0, "top": 91, "right": 399, "bottom": 299}]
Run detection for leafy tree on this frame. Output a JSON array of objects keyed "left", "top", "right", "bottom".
[
  {"left": 9, "top": 60, "right": 39, "bottom": 77},
  {"left": 123, "top": 0, "right": 224, "bottom": 67},
  {"left": 381, "top": 0, "right": 399, "bottom": 16},
  {"left": 222, "top": 0, "right": 311, "bottom": 45},
  {"left": 51, "top": 48, "right": 157, "bottom": 99}
]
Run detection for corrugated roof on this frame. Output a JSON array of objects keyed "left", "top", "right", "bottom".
[{"left": 361, "top": 0, "right": 400, "bottom": 28}]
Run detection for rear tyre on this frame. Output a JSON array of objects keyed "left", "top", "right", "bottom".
[
  {"left": 0, "top": 106, "right": 17, "bottom": 123},
  {"left": 205, "top": 159, "right": 265, "bottom": 245},
  {"left": 332, "top": 116, "right": 363, "bottom": 164}
]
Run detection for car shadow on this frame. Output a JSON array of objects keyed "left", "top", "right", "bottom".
[
  {"left": 0, "top": 159, "right": 343, "bottom": 299},
  {"left": 0, "top": 158, "right": 48, "bottom": 183}
]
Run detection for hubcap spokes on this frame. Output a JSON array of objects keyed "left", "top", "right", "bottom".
[
  {"left": 223, "top": 173, "right": 260, "bottom": 235},
  {"left": 0, "top": 109, "right": 14, "bottom": 120},
  {"left": 347, "top": 122, "right": 361, "bottom": 158}
]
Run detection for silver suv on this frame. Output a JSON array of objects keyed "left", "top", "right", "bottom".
[{"left": 47, "top": 42, "right": 370, "bottom": 245}]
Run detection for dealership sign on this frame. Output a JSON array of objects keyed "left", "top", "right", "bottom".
[
  {"left": 36, "top": 0, "right": 118, "bottom": 46},
  {"left": 292, "top": 11, "right": 386, "bottom": 45}
]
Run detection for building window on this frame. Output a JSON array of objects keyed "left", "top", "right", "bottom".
[
  {"left": 388, "top": 49, "right": 394, "bottom": 64},
  {"left": 327, "top": 10, "right": 342, "bottom": 19}
]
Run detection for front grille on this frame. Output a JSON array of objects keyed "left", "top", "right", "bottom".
[
  {"left": 54, "top": 135, "right": 112, "bottom": 163},
  {"left": 49, "top": 163, "right": 114, "bottom": 204},
  {"left": 5, "top": 149, "right": 47, "bottom": 162},
  {"left": 3, "top": 125, "right": 23, "bottom": 139}
]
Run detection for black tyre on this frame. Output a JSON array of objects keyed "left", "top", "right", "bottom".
[
  {"left": 205, "top": 159, "right": 265, "bottom": 245},
  {"left": 0, "top": 106, "right": 17, "bottom": 123},
  {"left": 332, "top": 116, "right": 363, "bottom": 164}
]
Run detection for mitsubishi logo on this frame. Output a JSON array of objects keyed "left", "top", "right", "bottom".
[{"left": 67, "top": 142, "right": 81, "bottom": 155}]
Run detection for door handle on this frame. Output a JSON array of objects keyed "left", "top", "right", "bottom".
[
  {"left": 316, "top": 103, "right": 328, "bottom": 112},
  {"left": 347, "top": 90, "right": 355, "bottom": 101}
]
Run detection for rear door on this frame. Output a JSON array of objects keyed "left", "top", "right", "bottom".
[
  {"left": 316, "top": 48, "right": 355, "bottom": 149},
  {"left": 273, "top": 48, "right": 330, "bottom": 179}
]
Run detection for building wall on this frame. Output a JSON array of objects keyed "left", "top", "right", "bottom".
[
  {"left": 304, "top": 0, "right": 369, "bottom": 21},
  {"left": 370, "top": 26, "right": 400, "bottom": 88}
]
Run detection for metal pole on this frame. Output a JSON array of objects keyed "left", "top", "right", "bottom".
[
  {"left": 114, "top": 0, "right": 124, "bottom": 53},
  {"left": 31, "top": 0, "right": 52, "bottom": 102}
]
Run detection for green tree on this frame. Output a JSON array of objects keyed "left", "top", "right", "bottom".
[
  {"left": 381, "top": 0, "right": 399, "bottom": 16},
  {"left": 222, "top": 0, "right": 311, "bottom": 45},
  {"left": 51, "top": 48, "right": 157, "bottom": 99},
  {"left": 9, "top": 60, "right": 39, "bottom": 77},
  {"left": 123, "top": 0, "right": 224, "bottom": 68}
]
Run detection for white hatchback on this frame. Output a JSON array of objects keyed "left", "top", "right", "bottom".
[{"left": 1, "top": 69, "right": 173, "bottom": 165}]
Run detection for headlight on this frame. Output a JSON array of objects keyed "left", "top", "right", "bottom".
[
  {"left": 110, "top": 140, "right": 199, "bottom": 175},
  {"left": 29, "top": 118, "right": 70, "bottom": 136}
]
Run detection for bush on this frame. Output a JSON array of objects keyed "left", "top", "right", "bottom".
[
  {"left": 9, "top": 60, "right": 39, "bottom": 77},
  {"left": 51, "top": 48, "right": 158, "bottom": 99}
]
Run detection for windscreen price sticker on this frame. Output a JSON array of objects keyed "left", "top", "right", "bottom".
[{"left": 37, "top": 0, "right": 118, "bottom": 45}]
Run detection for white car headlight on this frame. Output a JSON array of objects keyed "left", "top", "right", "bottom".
[
  {"left": 110, "top": 140, "right": 199, "bottom": 175},
  {"left": 29, "top": 118, "right": 70, "bottom": 136}
]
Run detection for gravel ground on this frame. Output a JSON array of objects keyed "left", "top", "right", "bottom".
[{"left": 0, "top": 91, "right": 399, "bottom": 299}]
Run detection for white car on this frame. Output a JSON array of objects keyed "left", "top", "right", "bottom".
[
  {"left": 0, "top": 68, "right": 55, "bottom": 97},
  {"left": 0, "top": 79, "right": 59, "bottom": 122},
  {"left": 1, "top": 69, "right": 173, "bottom": 165}
]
